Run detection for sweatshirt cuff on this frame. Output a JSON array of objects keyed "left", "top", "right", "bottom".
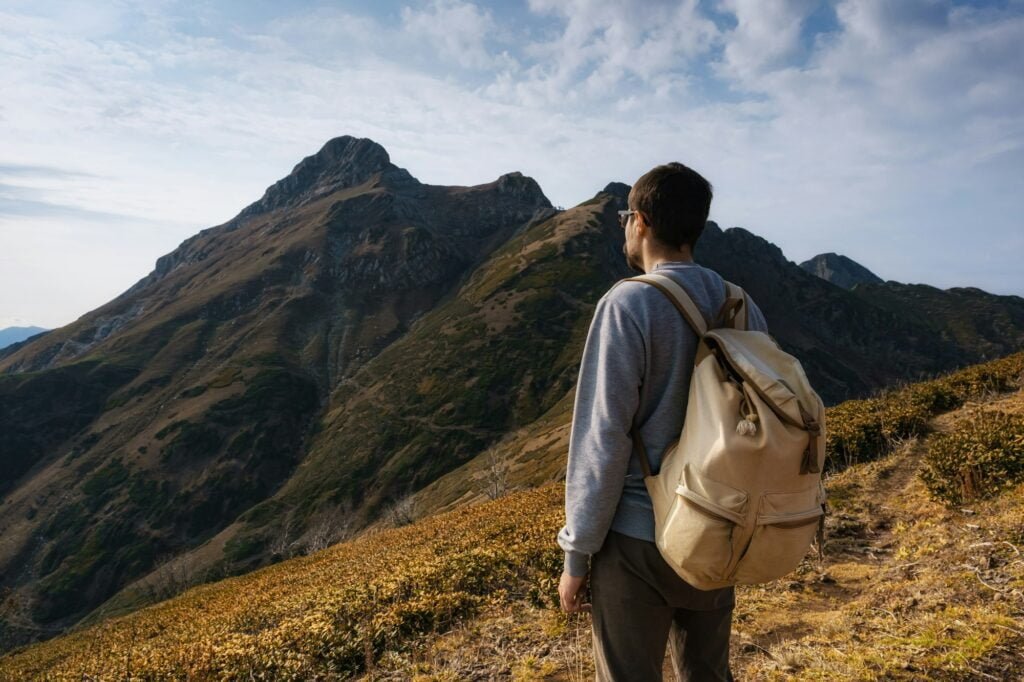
[{"left": 564, "top": 550, "right": 590, "bottom": 577}]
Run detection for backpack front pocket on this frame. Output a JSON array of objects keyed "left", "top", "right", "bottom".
[
  {"left": 730, "top": 487, "right": 824, "bottom": 584},
  {"left": 655, "top": 468, "right": 748, "bottom": 585}
]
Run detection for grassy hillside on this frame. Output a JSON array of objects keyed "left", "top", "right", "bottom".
[{"left": 2, "top": 350, "right": 1022, "bottom": 680}]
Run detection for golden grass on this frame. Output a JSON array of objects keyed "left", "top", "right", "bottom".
[{"left": 0, "top": 481, "right": 570, "bottom": 679}]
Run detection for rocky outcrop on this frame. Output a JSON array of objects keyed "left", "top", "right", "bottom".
[
  {"left": 800, "top": 252, "right": 884, "bottom": 289},
  {"left": 600, "top": 182, "right": 630, "bottom": 199},
  {"left": 238, "top": 136, "right": 417, "bottom": 219}
]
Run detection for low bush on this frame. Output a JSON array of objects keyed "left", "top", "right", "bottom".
[
  {"left": 920, "top": 409, "right": 1024, "bottom": 505},
  {"left": 824, "top": 351, "right": 1024, "bottom": 471}
]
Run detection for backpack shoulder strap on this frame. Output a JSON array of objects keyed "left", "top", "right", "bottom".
[
  {"left": 715, "top": 280, "right": 749, "bottom": 331},
  {"left": 623, "top": 273, "right": 708, "bottom": 336}
]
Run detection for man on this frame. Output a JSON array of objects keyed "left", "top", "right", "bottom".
[{"left": 556, "top": 162, "right": 769, "bottom": 681}]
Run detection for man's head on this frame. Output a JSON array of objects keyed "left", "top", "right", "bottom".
[{"left": 621, "top": 162, "right": 713, "bottom": 272}]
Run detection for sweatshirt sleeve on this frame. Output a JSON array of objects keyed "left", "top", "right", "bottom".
[
  {"left": 746, "top": 295, "right": 769, "bottom": 333},
  {"left": 556, "top": 290, "right": 645, "bottom": 577}
]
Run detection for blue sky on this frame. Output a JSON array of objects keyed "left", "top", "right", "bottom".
[{"left": 1, "top": 0, "right": 1022, "bottom": 329}]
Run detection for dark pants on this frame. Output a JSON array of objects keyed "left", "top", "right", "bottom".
[{"left": 590, "top": 530, "right": 736, "bottom": 681}]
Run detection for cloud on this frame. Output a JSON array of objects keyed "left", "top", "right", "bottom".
[
  {"left": 258, "top": 7, "right": 384, "bottom": 60},
  {"left": 0, "top": 164, "right": 131, "bottom": 222},
  {"left": 400, "top": 0, "right": 501, "bottom": 69},
  {"left": 717, "top": 0, "right": 818, "bottom": 79},
  {"left": 487, "top": 0, "right": 718, "bottom": 106},
  {"left": 0, "top": 182, "right": 133, "bottom": 221},
  {"left": 729, "top": 0, "right": 1024, "bottom": 207},
  {"left": 0, "top": 163, "right": 96, "bottom": 179},
  {"left": 837, "top": 0, "right": 950, "bottom": 47}
]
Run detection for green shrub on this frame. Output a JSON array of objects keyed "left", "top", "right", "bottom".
[
  {"left": 920, "top": 410, "right": 1024, "bottom": 505},
  {"left": 158, "top": 422, "right": 223, "bottom": 464},
  {"left": 178, "top": 384, "right": 207, "bottom": 398},
  {"left": 824, "top": 351, "right": 1024, "bottom": 472}
]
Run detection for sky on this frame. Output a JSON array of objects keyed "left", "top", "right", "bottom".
[{"left": 1, "top": 0, "right": 1022, "bottom": 330}]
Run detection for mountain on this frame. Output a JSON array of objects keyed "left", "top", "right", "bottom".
[
  {"left": 799, "top": 252, "right": 884, "bottom": 289},
  {"left": 848, "top": 282, "right": 1024, "bottom": 361},
  {"left": 0, "top": 326, "right": 48, "bottom": 350},
  {"left": 800, "top": 253, "right": 1024, "bottom": 367},
  {"left": 0, "top": 136, "right": 553, "bottom": 649},
  {"left": 2, "top": 137, "right": 1024, "bottom": 654}
]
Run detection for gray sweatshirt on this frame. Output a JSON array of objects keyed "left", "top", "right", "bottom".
[{"left": 556, "top": 260, "right": 769, "bottom": 578}]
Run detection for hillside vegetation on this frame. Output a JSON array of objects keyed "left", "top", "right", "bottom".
[{"left": 1, "top": 353, "right": 1022, "bottom": 680}]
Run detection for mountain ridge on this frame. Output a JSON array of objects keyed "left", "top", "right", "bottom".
[{"left": 0, "top": 326, "right": 49, "bottom": 351}]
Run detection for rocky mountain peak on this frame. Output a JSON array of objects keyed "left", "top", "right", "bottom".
[
  {"left": 800, "top": 252, "right": 884, "bottom": 289},
  {"left": 600, "top": 182, "right": 630, "bottom": 200},
  {"left": 492, "top": 172, "right": 552, "bottom": 208},
  {"left": 238, "top": 136, "right": 415, "bottom": 218}
]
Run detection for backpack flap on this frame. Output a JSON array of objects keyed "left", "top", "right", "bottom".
[
  {"left": 707, "top": 328, "right": 826, "bottom": 474},
  {"left": 704, "top": 328, "right": 807, "bottom": 430}
]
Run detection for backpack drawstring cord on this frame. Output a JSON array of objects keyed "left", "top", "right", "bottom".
[{"left": 736, "top": 388, "right": 759, "bottom": 436}]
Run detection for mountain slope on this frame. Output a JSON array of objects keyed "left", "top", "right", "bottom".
[
  {"left": 2, "top": 352, "right": 1021, "bottom": 680},
  {"left": 849, "top": 281, "right": 1024, "bottom": 361},
  {"left": 261, "top": 184, "right": 629, "bottom": 525}
]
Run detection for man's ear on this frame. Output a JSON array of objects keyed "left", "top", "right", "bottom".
[{"left": 635, "top": 211, "right": 650, "bottom": 236}]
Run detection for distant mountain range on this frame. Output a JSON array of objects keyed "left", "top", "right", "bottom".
[
  {"left": 0, "top": 325, "right": 48, "bottom": 350},
  {"left": 2, "top": 136, "right": 1023, "bottom": 653}
]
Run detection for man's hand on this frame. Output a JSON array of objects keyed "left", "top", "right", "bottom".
[{"left": 559, "top": 570, "right": 592, "bottom": 613}]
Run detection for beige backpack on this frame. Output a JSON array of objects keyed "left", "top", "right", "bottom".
[{"left": 626, "top": 273, "right": 827, "bottom": 590}]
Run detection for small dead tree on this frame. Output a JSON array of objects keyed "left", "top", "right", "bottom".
[
  {"left": 142, "top": 554, "right": 199, "bottom": 603},
  {"left": 269, "top": 509, "right": 300, "bottom": 560},
  {"left": 300, "top": 498, "right": 355, "bottom": 555},
  {"left": 479, "top": 446, "right": 512, "bottom": 500},
  {"left": 382, "top": 493, "right": 417, "bottom": 528}
]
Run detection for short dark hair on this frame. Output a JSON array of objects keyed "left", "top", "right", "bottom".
[{"left": 629, "top": 162, "right": 713, "bottom": 249}]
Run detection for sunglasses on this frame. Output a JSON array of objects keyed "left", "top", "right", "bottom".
[{"left": 617, "top": 209, "right": 637, "bottom": 229}]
